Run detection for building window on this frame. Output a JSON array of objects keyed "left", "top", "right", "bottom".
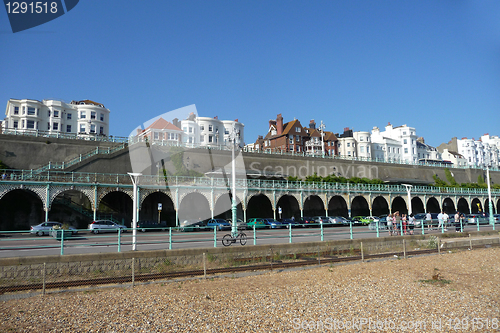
[
  {"left": 289, "top": 135, "right": 293, "bottom": 144},
  {"left": 208, "top": 135, "right": 213, "bottom": 143},
  {"left": 347, "top": 143, "right": 350, "bottom": 147},
  {"left": 27, "top": 107, "right": 36, "bottom": 115},
  {"left": 154, "top": 132, "right": 159, "bottom": 140},
  {"left": 90, "top": 124, "right": 96, "bottom": 133},
  {"left": 100, "top": 113, "right": 104, "bottom": 121},
  {"left": 80, "top": 111, "right": 86, "bottom": 119},
  {"left": 367, "top": 147, "right": 370, "bottom": 153},
  {"left": 66, "top": 125, "right": 72, "bottom": 133},
  {"left": 47, "top": 122, "right": 50, "bottom": 130},
  {"left": 91, "top": 111, "right": 96, "bottom": 119},
  {"left": 200, "top": 135, "right": 205, "bottom": 142},
  {"left": 27, "top": 120, "right": 35, "bottom": 129},
  {"left": 200, "top": 125, "right": 204, "bottom": 131},
  {"left": 404, "top": 148, "right": 408, "bottom": 154},
  {"left": 22, "top": 106, "right": 25, "bottom": 114},
  {"left": 360, "top": 146, "right": 364, "bottom": 153},
  {"left": 189, "top": 127, "right": 193, "bottom": 133},
  {"left": 225, "top": 129, "right": 229, "bottom": 135},
  {"left": 100, "top": 127, "right": 104, "bottom": 135},
  {"left": 209, "top": 125, "right": 213, "bottom": 132},
  {"left": 67, "top": 113, "right": 72, "bottom": 120},
  {"left": 13, "top": 106, "right": 19, "bottom": 115},
  {"left": 80, "top": 124, "right": 86, "bottom": 133},
  {"left": 13, "top": 121, "right": 18, "bottom": 128},
  {"left": 360, "top": 136, "right": 364, "bottom": 141},
  {"left": 53, "top": 123, "right": 59, "bottom": 131},
  {"left": 295, "top": 127, "right": 300, "bottom": 132},
  {"left": 54, "top": 111, "right": 59, "bottom": 118},
  {"left": 404, "top": 139, "right": 407, "bottom": 144},
  {"left": 403, "top": 131, "right": 406, "bottom": 135},
  {"left": 183, "top": 127, "right": 187, "bottom": 132}
]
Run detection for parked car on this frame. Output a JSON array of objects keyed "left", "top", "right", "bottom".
[
  {"left": 466, "top": 213, "right": 489, "bottom": 225},
  {"left": 351, "top": 216, "right": 371, "bottom": 225},
  {"left": 263, "top": 218, "right": 285, "bottom": 229},
  {"left": 413, "top": 213, "right": 439, "bottom": 228},
  {"left": 329, "top": 216, "right": 348, "bottom": 226},
  {"left": 227, "top": 218, "right": 247, "bottom": 230},
  {"left": 298, "top": 216, "right": 316, "bottom": 227},
  {"left": 246, "top": 218, "right": 267, "bottom": 229},
  {"left": 206, "top": 218, "right": 231, "bottom": 231},
  {"left": 368, "top": 216, "right": 388, "bottom": 230},
  {"left": 30, "top": 221, "right": 78, "bottom": 236},
  {"left": 137, "top": 220, "right": 167, "bottom": 232},
  {"left": 179, "top": 219, "right": 208, "bottom": 232},
  {"left": 88, "top": 220, "right": 127, "bottom": 234},
  {"left": 279, "top": 218, "right": 300, "bottom": 228},
  {"left": 312, "top": 216, "right": 336, "bottom": 227}
]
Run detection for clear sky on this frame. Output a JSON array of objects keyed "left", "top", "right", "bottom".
[{"left": 1, "top": 0, "right": 499, "bottom": 147}]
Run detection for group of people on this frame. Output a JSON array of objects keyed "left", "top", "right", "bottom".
[
  {"left": 386, "top": 211, "right": 415, "bottom": 236},
  {"left": 426, "top": 211, "right": 465, "bottom": 232}
]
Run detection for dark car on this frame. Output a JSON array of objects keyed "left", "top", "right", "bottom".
[
  {"left": 137, "top": 220, "right": 168, "bottom": 232},
  {"left": 179, "top": 219, "right": 208, "bottom": 232},
  {"left": 279, "top": 218, "right": 299, "bottom": 228},
  {"left": 298, "top": 216, "right": 316, "bottom": 227},
  {"left": 312, "top": 216, "right": 336, "bottom": 227}
]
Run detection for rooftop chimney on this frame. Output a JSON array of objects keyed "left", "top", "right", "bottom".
[
  {"left": 309, "top": 119, "right": 316, "bottom": 129},
  {"left": 277, "top": 114, "right": 283, "bottom": 135}
]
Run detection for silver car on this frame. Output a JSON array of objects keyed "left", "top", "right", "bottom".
[
  {"left": 88, "top": 220, "right": 127, "bottom": 234},
  {"left": 30, "top": 221, "right": 78, "bottom": 236}
]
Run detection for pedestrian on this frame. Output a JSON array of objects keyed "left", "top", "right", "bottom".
[
  {"left": 394, "top": 211, "right": 401, "bottom": 235},
  {"left": 402, "top": 213, "right": 407, "bottom": 235},
  {"left": 437, "top": 211, "right": 444, "bottom": 231},
  {"left": 454, "top": 212, "right": 460, "bottom": 232},
  {"left": 387, "top": 214, "right": 393, "bottom": 236},
  {"left": 1, "top": 173, "right": 6, "bottom": 180},
  {"left": 443, "top": 212, "right": 449, "bottom": 231},
  {"left": 426, "top": 212, "right": 432, "bottom": 230},
  {"left": 408, "top": 213, "right": 415, "bottom": 235}
]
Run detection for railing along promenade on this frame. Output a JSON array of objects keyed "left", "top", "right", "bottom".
[{"left": 2, "top": 169, "right": 500, "bottom": 197}]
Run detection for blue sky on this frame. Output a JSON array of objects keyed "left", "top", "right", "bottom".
[{"left": 1, "top": 0, "right": 499, "bottom": 147}]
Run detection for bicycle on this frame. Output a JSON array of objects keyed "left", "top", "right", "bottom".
[{"left": 222, "top": 232, "right": 247, "bottom": 246}]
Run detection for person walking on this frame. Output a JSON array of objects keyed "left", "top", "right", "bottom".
[
  {"left": 437, "top": 211, "right": 444, "bottom": 231},
  {"left": 426, "top": 212, "right": 432, "bottom": 230},
  {"left": 443, "top": 212, "right": 449, "bottom": 231},
  {"left": 408, "top": 213, "right": 415, "bottom": 235},
  {"left": 387, "top": 214, "right": 393, "bottom": 236},
  {"left": 394, "top": 211, "right": 401, "bottom": 236},
  {"left": 402, "top": 214, "right": 407, "bottom": 235},
  {"left": 454, "top": 212, "right": 461, "bottom": 232}
]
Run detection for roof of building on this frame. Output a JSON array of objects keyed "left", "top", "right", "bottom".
[{"left": 142, "top": 117, "right": 182, "bottom": 132}]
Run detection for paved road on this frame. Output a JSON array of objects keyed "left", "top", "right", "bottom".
[{"left": 0, "top": 224, "right": 495, "bottom": 258}]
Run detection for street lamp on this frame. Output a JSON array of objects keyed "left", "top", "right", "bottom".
[
  {"left": 128, "top": 172, "right": 142, "bottom": 251},
  {"left": 486, "top": 166, "right": 495, "bottom": 230},
  {"left": 319, "top": 120, "right": 326, "bottom": 157},
  {"left": 228, "top": 127, "right": 240, "bottom": 236},
  {"left": 402, "top": 184, "right": 413, "bottom": 216}
]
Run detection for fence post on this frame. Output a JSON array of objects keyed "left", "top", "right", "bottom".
[
  {"left": 117, "top": 228, "right": 121, "bottom": 252},
  {"left": 132, "top": 258, "right": 135, "bottom": 287},
  {"left": 42, "top": 262, "right": 46, "bottom": 296},
  {"left": 60, "top": 232, "right": 64, "bottom": 255},
  {"left": 213, "top": 228, "right": 217, "bottom": 248},
  {"left": 320, "top": 221, "right": 324, "bottom": 241},
  {"left": 169, "top": 227, "right": 172, "bottom": 250},
  {"left": 253, "top": 224, "right": 256, "bottom": 245},
  {"left": 477, "top": 218, "right": 480, "bottom": 232},
  {"left": 376, "top": 221, "right": 379, "bottom": 238},
  {"left": 361, "top": 242, "right": 364, "bottom": 262},
  {"left": 349, "top": 221, "right": 353, "bottom": 240},
  {"left": 203, "top": 253, "right": 207, "bottom": 278},
  {"left": 421, "top": 219, "right": 425, "bottom": 235},
  {"left": 403, "top": 239, "right": 406, "bottom": 259},
  {"left": 289, "top": 223, "right": 292, "bottom": 243},
  {"left": 469, "top": 234, "right": 472, "bottom": 250}
]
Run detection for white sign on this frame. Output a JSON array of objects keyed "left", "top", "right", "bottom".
[
  {"left": 278, "top": 207, "right": 282, "bottom": 214},
  {"left": 158, "top": 203, "right": 162, "bottom": 211}
]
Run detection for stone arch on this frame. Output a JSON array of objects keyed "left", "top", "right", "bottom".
[
  {"left": 411, "top": 197, "right": 425, "bottom": 214},
  {"left": 372, "top": 196, "right": 389, "bottom": 216},
  {"left": 303, "top": 195, "right": 324, "bottom": 217},
  {"left": 178, "top": 192, "right": 211, "bottom": 223},
  {"left": 471, "top": 198, "right": 483, "bottom": 214},
  {"left": 351, "top": 196, "right": 370, "bottom": 217},
  {"left": 442, "top": 198, "right": 456, "bottom": 214},
  {"left": 391, "top": 196, "right": 407, "bottom": 214},
  {"left": 276, "top": 194, "right": 301, "bottom": 220},
  {"left": 484, "top": 198, "right": 496, "bottom": 214},
  {"left": 457, "top": 197, "right": 469, "bottom": 214},
  {"left": 246, "top": 193, "right": 273, "bottom": 219},
  {"left": 0, "top": 188, "right": 44, "bottom": 230},
  {"left": 214, "top": 193, "right": 244, "bottom": 221},
  {"left": 426, "top": 197, "right": 440, "bottom": 213},
  {"left": 49, "top": 186, "right": 95, "bottom": 211},
  {"left": 98, "top": 189, "right": 134, "bottom": 226},
  {"left": 328, "top": 195, "right": 349, "bottom": 217},
  {"left": 141, "top": 191, "right": 176, "bottom": 226}
]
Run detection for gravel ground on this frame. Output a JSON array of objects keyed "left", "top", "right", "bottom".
[{"left": 1, "top": 248, "right": 499, "bottom": 332}]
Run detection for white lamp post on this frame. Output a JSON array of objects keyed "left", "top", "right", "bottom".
[
  {"left": 319, "top": 120, "right": 326, "bottom": 157},
  {"left": 128, "top": 172, "right": 142, "bottom": 251},
  {"left": 229, "top": 127, "right": 240, "bottom": 236},
  {"left": 402, "top": 184, "right": 413, "bottom": 216},
  {"left": 486, "top": 166, "right": 495, "bottom": 229}
]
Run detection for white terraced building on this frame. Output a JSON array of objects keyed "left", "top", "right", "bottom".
[{"left": 3, "top": 98, "right": 110, "bottom": 137}]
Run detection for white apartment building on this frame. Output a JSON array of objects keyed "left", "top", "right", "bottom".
[
  {"left": 3, "top": 99, "right": 110, "bottom": 137},
  {"left": 194, "top": 116, "right": 244, "bottom": 148},
  {"left": 353, "top": 131, "right": 371, "bottom": 159},
  {"left": 441, "top": 148, "right": 467, "bottom": 167},
  {"left": 457, "top": 136, "right": 500, "bottom": 168},
  {"left": 371, "top": 123, "right": 419, "bottom": 163}
]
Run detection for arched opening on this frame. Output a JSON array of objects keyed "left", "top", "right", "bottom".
[
  {"left": 328, "top": 195, "right": 348, "bottom": 217},
  {"left": 247, "top": 194, "right": 273, "bottom": 219},
  {"left": 426, "top": 197, "right": 440, "bottom": 213},
  {"left": 99, "top": 191, "right": 133, "bottom": 227},
  {"left": 442, "top": 198, "right": 456, "bottom": 214},
  {"left": 303, "top": 195, "right": 324, "bottom": 217},
  {"left": 276, "top": 195, "right": 300, "bottom": 220},
  {"left": 51, "top": 189, "right": 93, "bottom": 229},
  {"left": 391, "top": 196, "right": 407, "bottom": 215},
  {"left": 471, "top": 198, "right": 483, "bottom": 214},
  {"left": 141, "top": 191, "right": 176, "bottom": 226},
  {"left": 457, "top": 198, "right": 469, "bottom": 214},
  {"left": 214, "top": 193, "right": 243, "bottom": 221},
  {"left": 484, "top": 199, "right": 496, "bottom": 215},
  {"left": 411, "top": 197, "right": 425, "bottom": 214},
  {"left": 372, "top": 196, "right": 389, "bottom": 216},
  {"left": 178, "top": 193, "right": 211, "bottom": 223},
  {"left": 0, "top": 189, "right": 44, "bottom": 230},
  {"left": 351, "top": 196, "right": 370, "bottom": 217}
]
